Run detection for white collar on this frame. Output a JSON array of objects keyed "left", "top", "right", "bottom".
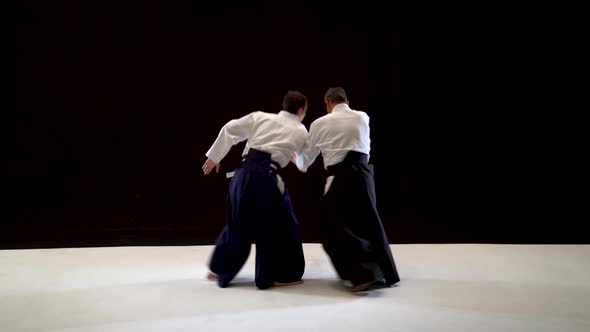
[
  {"left": 279, "top": 110, "right": 301, "bottom": 122},
  {"left": 332, "top": 103, "right": 351, "bottom": 113}
]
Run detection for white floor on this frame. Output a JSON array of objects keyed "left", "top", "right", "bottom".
[{"left": 1, "top": 244, "right": 589, "bottom": 332}]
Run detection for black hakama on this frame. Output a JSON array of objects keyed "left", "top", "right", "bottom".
[{"left": 320, "top": 151, "right": 400, "bottom": 288}]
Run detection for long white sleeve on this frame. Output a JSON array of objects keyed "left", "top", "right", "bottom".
[
  {"left": 205, "top": 112, "right": 258, "bottom": 163},
  {"left": 294, "top": 122, "right": 321, "bottom": 173}
]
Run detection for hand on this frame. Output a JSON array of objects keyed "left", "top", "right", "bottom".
[
  {"left": 289, "top": 153, "right": 297, "bottom": 164},
  {"left": 202, "top": 158, "right": 220, "bottom": 175}
]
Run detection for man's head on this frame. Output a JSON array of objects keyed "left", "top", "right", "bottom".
[
  {"left": 324, "top": 87, "right": 348, "bottom": 113},
  {"left": 283, "top": 90, "right": 308, "bottom": 121}
]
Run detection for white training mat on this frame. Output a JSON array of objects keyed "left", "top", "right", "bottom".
[{"left": 1, "top": 244, "right": 589, "bottom": 332}]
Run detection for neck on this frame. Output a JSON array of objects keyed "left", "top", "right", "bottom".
[{"left": 296, "top": 111, "right": 304, "bottom": 122}]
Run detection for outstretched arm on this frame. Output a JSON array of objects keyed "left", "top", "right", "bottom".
[
  {"left": 292, "top": 122, "right": 321, "bottom": 173},
  {"left": 202, "top": 112, "right": 257, "bottom": 175}
]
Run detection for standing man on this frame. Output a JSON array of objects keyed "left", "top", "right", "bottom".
[
  {"left": 293, "top": 87, "right": 400, "bottom": 292},
  {"left": 202, "top": 90, "right": 308, "bottom": 290}
]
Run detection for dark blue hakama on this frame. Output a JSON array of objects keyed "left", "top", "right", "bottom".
[{"left": 209, "top": 149, "right": 305, "bottom": 289}]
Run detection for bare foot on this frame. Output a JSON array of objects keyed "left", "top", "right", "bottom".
[
  {"left": 206, "top": 272, "right": 217, "bottom": 281},
  {"left": 349, "top": 281, "right": 376, "bottom": 293},
  {"left": 273, "top": 280, "right": 304, "bottom": 287}
]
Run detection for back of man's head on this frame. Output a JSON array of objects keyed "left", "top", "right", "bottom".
[
  {"left": 283, "top": 90, "right": 307, "bottom": 114},
  {"left": 324, "top": 87, "right": 348, "bottom": 104}
]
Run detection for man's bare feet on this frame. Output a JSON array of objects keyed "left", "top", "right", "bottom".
[
  {"left": 349, "top": 280, "right": 376, "bottom": 293},
  {"left": 206, "top": 272, "right": 218, "bottom": 281},
  {"left": 273, "top": 280, "right": 304, "bottom": 287}
]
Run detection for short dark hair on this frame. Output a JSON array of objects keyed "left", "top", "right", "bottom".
[
  {"left": 283, "top": 90, "right": 307, "bottom": 114},
  {"left": 324, "top": 87, "right": 348, "bottom": 104}
]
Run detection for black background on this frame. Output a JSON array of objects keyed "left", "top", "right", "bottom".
[{"left": 7, "top": 0, "right": 589, "bottom": 248}]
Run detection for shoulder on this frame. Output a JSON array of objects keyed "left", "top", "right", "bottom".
[
  {"left": 235, "top": 110, "right": 264, "bottom": 119},
  {"left": 252, "top": 110, "right": 268, "bottom": 117},
  {"left": 310, "top": 113, "right": 330, "bottom": 129},
  {"left": 351, "top": 109, "right": 370, "bottom": 122},
  {"left": 247, "top": 111, "right": 273, "bottom": 122},
  {"left": 352, "top": 109, "right": 369, "bottom": 117}
]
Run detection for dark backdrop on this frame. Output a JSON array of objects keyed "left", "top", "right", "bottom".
[{"left": 7, "top": 0, "right": 589, "bottom": 248}]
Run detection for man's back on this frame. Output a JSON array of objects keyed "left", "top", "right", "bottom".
[
  {"left": 246, "top": 111, "right": 308, "bottom": 167},
  {"left": 310, "top": 104, "right": 371, "bottom": 168},
  {"left": 302, "top": 87, "right": 400, "bottom": 291}
]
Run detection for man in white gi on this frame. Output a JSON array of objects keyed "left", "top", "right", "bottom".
[
  {"left": 202, "top": 90, "right": 308, "bottom": 289},
  {"left": 293, "top": 87, "right": 400, "bottom": 292}
]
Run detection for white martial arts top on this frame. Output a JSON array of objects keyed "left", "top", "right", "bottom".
[
  {"left": 295, "top": 103, "right": 371, "bottom": 172},
  {"left": 206, "top": 111, "right": 308, "bottom": 168}
]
